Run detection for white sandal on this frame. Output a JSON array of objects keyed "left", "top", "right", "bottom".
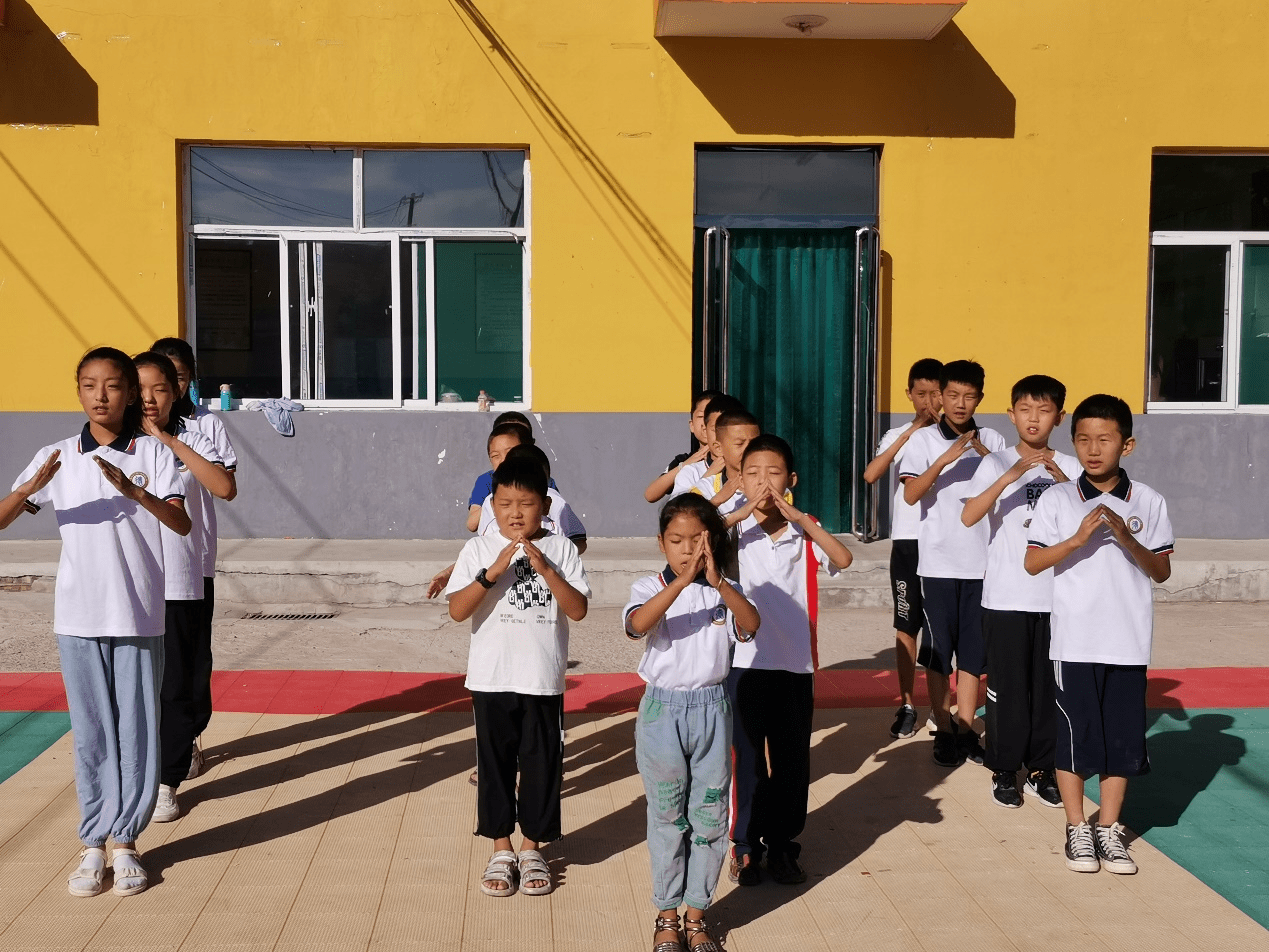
[
  {"left": 480, "top": 849, "right": 518, "bottom": 897},
  {"left": 517, "top": 849, "right": 553, "bottom": 896},
  {"left": 68, "top": 847, "right": 107, "bottom": 897},
  {"left": 110, "top": 848, "right": 148, "bottom": 896}
]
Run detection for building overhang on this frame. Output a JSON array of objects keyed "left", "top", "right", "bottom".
[{"left": 654, "top": 0, "right": 966, "bottom": 40}]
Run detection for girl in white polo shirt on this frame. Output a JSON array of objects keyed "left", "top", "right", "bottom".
[
  {"left": 0, "top": 347, "right": 191, "bottom": 898},
  {"left": 624, "top": 494, "right": 760, "bottom": 952},
  {"left": 134, "top": 352, "right": 235, "bottom": 824}
]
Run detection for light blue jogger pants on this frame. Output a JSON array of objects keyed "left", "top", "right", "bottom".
[
  {"left": 634, "top": 683, "right": 732, "bottom": 911},
  {"left": 57, "top": 635, "right": 164, "bottom": 847}
]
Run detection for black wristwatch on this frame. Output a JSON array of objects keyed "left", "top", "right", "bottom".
[{"left": 475, "top": 568, "right": 495, "bottom": 589}]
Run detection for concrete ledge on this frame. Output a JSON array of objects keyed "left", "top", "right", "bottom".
[{"left": 2, "top": 538, "right": 1267, "bottom": 607}]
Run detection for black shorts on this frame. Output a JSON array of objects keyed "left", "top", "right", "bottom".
[
  {"left": 917, "top": 577, "right": 985, "bottom": 676},
  {"left": 889, "top": 539, "right": 923, "bottom": 635},
  {"left": 1053, "top": 661, "right": 1150, "bottom": 778}
]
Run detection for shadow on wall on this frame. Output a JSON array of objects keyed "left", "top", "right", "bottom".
[
  {"left": 0, "top": 1, "right": 99, "bottom": 125},
  {"left": 658, "top": 23, "right": 1014, "bottom": 139}
]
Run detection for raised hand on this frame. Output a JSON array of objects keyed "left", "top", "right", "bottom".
[
  {"left": 1042, "top": 456, "right": 1071, "bottom": 482},
  {"left": 427, "top": 564, "right": 454, "bottom": 599},
  {"left": 20, "top": 451, "right": 61, "bottom": 497},
  {"left": 487, "top": 537, "right": 522, "bottom": 581},
  {"left": 701, "top": 533, "right": 723, "bottom": 588},
  {"left": 969, "top": 430, "right": 990, "bottom": 457},
  {"left": 1072, "top": 505, "right": 1110, "bottom": 546},
  {"left": 94, "top": 456, "right": 146, "bottom": 502},
  {"left": 1098, "top": 506, "right": 1134, "bottom": 546},
  {"left": 936, "top": 431, "right": 975, "bottom": 468},
  {"left": 1005, "top": 451, "right": 1049, "bottom": 482},
  {"left": 685, "top": 444, "right": 710, "bottom": 465},
  {"left": 769, "top": 484, "right": 805, "bottom": 524},
  {"left": 520, "top": 537, "right": 550, "bottom": 575}
]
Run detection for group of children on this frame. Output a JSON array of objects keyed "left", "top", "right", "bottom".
[
  {"left": 446, "top": 368, "right": 1174, "bottom": 952},
  {"left": 1, "top": 343, "right": 236, "bottom": 897}
]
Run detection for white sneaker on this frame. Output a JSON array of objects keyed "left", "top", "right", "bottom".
[
  {"left": 185, "top": 740, "right": 203, "bottom": 780},
  {"left": 152, "top": 784, "right": 180, "bottom": 823}
]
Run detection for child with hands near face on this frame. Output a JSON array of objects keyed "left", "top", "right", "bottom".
[
  {"left": 645, "top": 389, "right": 723, "bottom": 503},
  {"left": 445, "top": 458, "right": 591, "bottom": 899},
  {"left": 671, "top": 395, "right": 741, "bottom": 498},
  {"left": 624, "top": 495, "right": 759, "bottom": 952},
  {"left": 690, "top": 408, "right": 762, "bottom": 516}
]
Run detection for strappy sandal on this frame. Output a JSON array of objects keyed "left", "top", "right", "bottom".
[
  {"left": 110, "top": 848, "right": 148, "bottom": 896},
  {"left": 517, "top": 848, "right": 553, "bottom": 896},
  {"left": 652, "top": 914, "right": 685, "bottom": 952},
  {"left": 683, "top": 916, "right": 723, "bottom": 952},
  {"left": 479, "top": 849, "right": 518, "bottom": 897},
  {"left": 67, "top": 847, "right": 106, "bottom": 897}
]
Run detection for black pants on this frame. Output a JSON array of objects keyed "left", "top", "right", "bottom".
[
  {"left": 472, "top": 691, "right": 564, "bottom": 843},
  {"left": 159, "top": 598, "right": 207, "bottom": 787},
  {"left": 726, "top": 668, "right": 814, "bottom": 862},
  {"left": 193, "top": 576, "right": 215, "bottom": 737},
  {"left": 983, "top": 609, "right": 1056, "bottom": 773}
]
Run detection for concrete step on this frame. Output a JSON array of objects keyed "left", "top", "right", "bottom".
[{"left": 2, "top": 538, "right": 1267, "bottom": 608}]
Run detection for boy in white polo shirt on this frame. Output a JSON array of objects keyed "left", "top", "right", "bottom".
[
  {"left": 1025, "top": 394, "right": 1173, "bottom": 875},
  {"left": 900, "top": 360, "right": 1007, "bottom": 767},
  {"left": 962, "top": 375, "right": 1081, "bottom": 809},
  {"left": 864, "top": 357, "right": 942, "bottom": 739},
  {"left": 691, "top": 408, "right": 761, "bottom": 517},
  {"left": 672, "top": 395, "right": 741, "bottom": 497},
  {"left": 726, "top": 435, "right": 853, "bottom": 887}
]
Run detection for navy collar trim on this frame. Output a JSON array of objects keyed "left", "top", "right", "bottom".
[
  {"left": 1077, "top": 469, "right": 1131, "bottom": 501},
  {"left": 660, "top": 565, "right": 711, "bottom": 587},
  {"left": 938, "top": 416, "right": 977, "bottom": 440},
  {"left": 79, "top": 423, "right": 136, "bottom": 454}
]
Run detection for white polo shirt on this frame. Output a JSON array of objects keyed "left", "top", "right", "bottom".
[
  {"left": 1027, "top": 471, "right": 1174, "bottom": 666},
  {"left": 876, "top": 424, "right": 922, "bottom": 541},
  {"left": 184, "top": 407, "right": 238, "bottom": 579},
  {"left": 445, "top": 531, "right": 591, "bottom": 695},
  {"left": 624, "top": 570, "right": 749, "bottom": 690},
  {"left": 968, "top": 447, "right": 1083, "bottom": 612},
  {"left": 733, "top": 516, "right": 840, "bottom": 673},
  {"left": 477, "top": 487, "right": 585, "bottom": 540},
  {"left": 672, "top": 459, "right": 710, "bottom": 497},
  {"left": 13, "top": 426, "right": 184, "bottom": 639},
  {"left": 162, "top": 428, "right": 224, "bottom": 601},
  {"left": 690, "top": 471, "right": 747, "bottom": 517},
  {"left": 899, "top": 418, "right": 1008, "bottom": 579}
]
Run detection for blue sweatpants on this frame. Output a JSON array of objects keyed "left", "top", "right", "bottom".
[
  {"left": 57, "top": 635, "right": 164, "bottom": 847},
  {"left": 634, "top": 683, "right": 732, "bottom": 911}
]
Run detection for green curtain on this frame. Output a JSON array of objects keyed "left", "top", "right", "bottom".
[{"left": 726, "top": 229, "right": 855, "bottom": 532}]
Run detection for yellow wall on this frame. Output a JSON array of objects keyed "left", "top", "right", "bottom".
[{"left": 3, "top": 0, "right": 1269, "bottom": 414}]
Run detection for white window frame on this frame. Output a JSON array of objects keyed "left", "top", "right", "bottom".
[{"left": 183, "top": 146, "right": 531, "bottom": 410}]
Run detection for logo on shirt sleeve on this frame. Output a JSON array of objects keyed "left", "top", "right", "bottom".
[
  {"left": 128, "top": 472, "right": 149, "bottom": 490},
  {"left": 1127, "top": 515, "right": 1144, "bottom": 534}
]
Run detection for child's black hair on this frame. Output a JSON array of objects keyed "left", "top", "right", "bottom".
[
  {"left": 657, "top": 493, "right": 735, "bottom": 576},
  {"left": 692, "top": 389, "right": 725, "bottom": 412},
  {"left": 150, "top": 337, "right": 198, "bottom": 421},
  {"left": 506, "top": 442, "right": 551, "bottom": 478},
  {"left": 908, "top": 358, "right": 944, "bottom": 390},
  {"left": 133, "top": 351, "right": 186, "bottom": 436},
  {"left": 1071, "top": 394, "right": 1133, "bottom": 440},
  {"left": 715, "top": 409, "right": 760, "bottom": 433},
  {"left": 742, "top": 433, "right": 795, "bottom": 472},
  {"left": 703, "top": 394, "right": 743, "bottom": 423},
  {"left": 76, "top": 346, "right": 143, "bottom": 437},
  {"left": 1011, "top": 374, "right": 1067, "bottom": 411},
  {"left": 487, "top": 421, "right": 534, "bottom": 452},
  {"left": 492, "top": 410, "right": 533, "bottom": 433},
  {"left": 492, "top": 457, "right": 549, "bottom": 500},
  {"left": 940, "top": 359, "right": 985, "bottom": 393}
]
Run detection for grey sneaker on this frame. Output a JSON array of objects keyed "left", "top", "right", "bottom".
[
  {"left": 152, "top": 783, "right": 180, "bottom": 823},
  {"left": 1065, "top": 822, "right": 1099, "bottom": 872},
  {"left": 185, "top": 740, "right": 203, "bottom": 781},
  {"left": 1095, "top": 822, "right": 1138, "bottom": 874}
]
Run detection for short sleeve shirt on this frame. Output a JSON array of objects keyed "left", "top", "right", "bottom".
[
  {"left": 899, "top": 418, "right": 1008, "bottom": 579},
  {"left": 185, "top": 407, "right": 238, "bottom": 577},
  {"left": 733, "top": 516, "right": 840, "bottom": 673},
  {"left": 1027, "top": 472, "right": 1174, "bottom": 666},
  {"left": 967, "top": 447, "right": 1082, "bottom": 612},
  {"left": 690, "top": 472, "right": 747, "bottom": 517},
  {"left": 14, "top": 427, "right": 184, "bottom": 638},
  {"left": 161, "top": 429, "right": 224, "bottom": 601},
  {"left": 672, "top": 459, "right": 709, "bottom": 497},
  {"left": 444, "top": 532, "right": 591, "bottom": 695},
  {"left": 624, "top": 570, "right": 749, "bottom": 690},
  {"left": 877, "top": 425, "right": 922, "bottom": 540}
]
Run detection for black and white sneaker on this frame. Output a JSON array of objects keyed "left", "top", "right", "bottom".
[
  {"left": 957, "top": 727, "right": 986, "bottom": 766},
  {"left": 1024, "top": 769, "right": 1063, "bottom": 808},
  {"left": 890, "top": 704, "right": 917, "bottom": 739},
  {"left": 991, "top": 770, "right": 1022, "bottom": 808},
  {"left": 932, "top": 730, "right": 963, "bottom": 767},
  {"left": 1065, "top": 822, "right": 1099, "bottom": 873},
  {"left": 1095, "top": 822, "right": 1138, "bottom": 874}
]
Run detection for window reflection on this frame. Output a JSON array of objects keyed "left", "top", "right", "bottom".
[
  {"left": 695, "top": 148, "right": 877, "bottom": 218},
  {"left": 363, "top": 151, "right": 525, "bottom": 228},
  {"left": 191, "top": 148, "right": 353, "bottom": 226}
]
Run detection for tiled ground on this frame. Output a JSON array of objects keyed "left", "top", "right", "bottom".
[{"left": 1, "top": 707, "right": 1265, "bottom": 952}]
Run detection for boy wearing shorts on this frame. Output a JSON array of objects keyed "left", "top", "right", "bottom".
[
  {"left": 1025, "top": 394, "right": 1173, "bottom": 874},
  {"left": 864, "top": 357, "right": 942, "bottom": 739}
]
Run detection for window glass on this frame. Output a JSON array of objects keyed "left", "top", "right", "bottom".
[
  {"left": 1150, "top": 156, "right": 1269, "bottom": 232},
  {"left": 1148, "top": 245, "right": 1228, "bottom": 402},
  {"left": 695, "top": 148, "right": 877, "bottom": 218},
  {"left": 191, "top": 148, "right": 353, "bottom": 227},
  {"left": 194, "top": 238, "right": 282, "bottom": 399},
  {"left": 363, "top": 151, "right": 525, "bottom": 228},
  {"left": 1239, "top": 245, "right": 1269, "bottom": 405},
  {"left": 435, "top": 241, "right": 523, "bottom": 403}
]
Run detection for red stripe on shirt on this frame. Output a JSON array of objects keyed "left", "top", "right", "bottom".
[{"left": 806, "top": 527, "right": 820, "bottom": 672}]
